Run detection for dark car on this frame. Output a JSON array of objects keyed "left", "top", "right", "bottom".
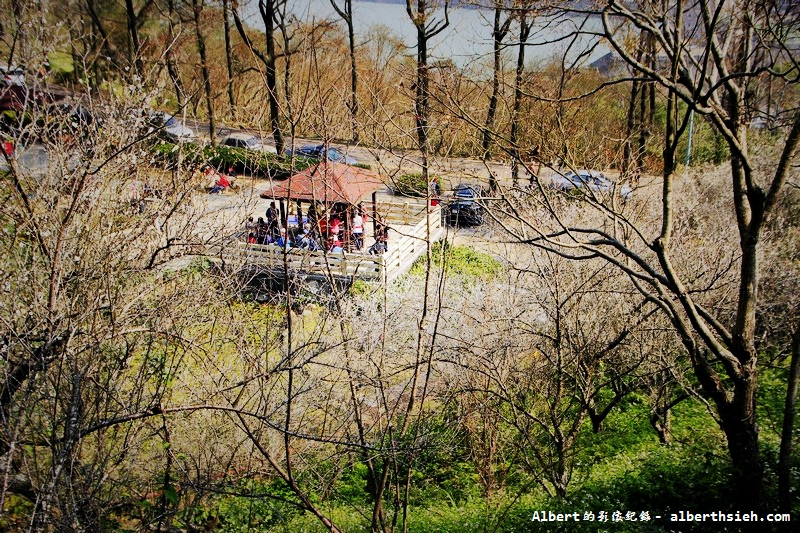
[
  {"left": 40, "top": 103, "right": 99, "bottom": 142},
  {"left": 446, "top": 184, "right": 485, "bottom": 226},
  {"left": 285, "top": 144, "right": 358, "bottom": 165}
]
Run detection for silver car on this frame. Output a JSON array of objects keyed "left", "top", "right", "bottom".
[
  {"left": 550, "top": 169, "right": 632, "bottom": 200},
  {"left": 147, "top": 111, "right": 196, "bottom": 142},
  {"left": 218, "top": 132, "right": 277, "bottom": 154}
]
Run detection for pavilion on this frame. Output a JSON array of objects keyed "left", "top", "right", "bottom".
[{"left": 260, "top": 161, "right": 385, "bottom": 249}]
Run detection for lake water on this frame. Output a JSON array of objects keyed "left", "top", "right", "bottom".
[{"left": 240, "top": 0, "right": 608, "bottom": 68}]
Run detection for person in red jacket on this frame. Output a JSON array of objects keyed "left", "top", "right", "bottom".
[
  {"left": 329, "top": 214, "right": 342, "bottom": 240},
  {"left": 210, "top": 173, "right": 230, "bottom": 194}
]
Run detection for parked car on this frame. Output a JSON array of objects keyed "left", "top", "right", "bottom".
[
  {"left": 446, "top": 184, "right": 485, "bottom": 226},
  {"left": 285, "top": 144, "right": 358, "bottom": 165},
  {"left": 53, "top": 104, "right": 97, "bottom": 131},
  {"left": 0, "top": 64, "right": 25, "bottom": 86},
  {"left": 549, "top": 169, "right": 632, "bottom": 200},
  {"left": 146, "top": 111, "right": 196, "bottom": 142},
  {"left": 218, "top": 132, "right": 277, "bottom": 154},
  {"left": 30, "top": 103, "right": 100, "bottom": 145}
]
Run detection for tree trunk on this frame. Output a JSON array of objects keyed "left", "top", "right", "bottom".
[
  {"left": 85, "top": 0, "right": 116, "bottom": 80},
  {"left": 192, "top": 0, "right": 215, "bottom": 142},
  {"left": 264, "top": 0, "right": 284, "bottom": 154},
  {"left": 718, "top": 374, "right": 766, "bottom": 513},
  {"left": 230, "top": 0, "right": 285, "bottom": 152},
  {"left": 622, "top": 78, "right": 639, "bottom": 178},
  {"left": 411, "top": 2, "right": 431, "bottom": 183},
  {"left": 222, "top": 0, "right": 236, "bottom": 118},
  {"left": 650, "top": 408, "right": 671, "bottom": 444},
  {"left": 510, "top": 15, "right": 531, "bottom": 186},
  {"left": 347, "top": 13, "right": 359, "bottom": 144},
  {"left": 481, "top": 5, "right": 507, "bottom": 160},
  {"left": 331, "top": 0, "right": 359, "bottom": 143},
  {"left": 778, "top": 323, "right": 800, "bottom": 513},
  {"left": 166, "top": 0, "right": 186, "bottom": 110},
  {"left": 125, "top": 0, "right": 144, "bottom": 77},
  {"left": 622, "top": 34, "right": 644, "bottom": 179}
]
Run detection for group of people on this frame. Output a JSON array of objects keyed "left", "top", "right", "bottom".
[
  {"left": 204, "top": 166, "right": 237, "bottom": 194},
  {"left": 246, "top": 201, "right": 389, "bottom": 254}
]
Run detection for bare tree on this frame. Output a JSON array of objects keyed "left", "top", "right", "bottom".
[
  {"left": 780, "top": 324, "right": 800, "bottom": 513},
  {"left": 124, "top": 0, "right": 156, "bottom": 78},
  {"left": 0, "top": 84, "right": 230, "bottom": 527},
  {"left": 164, "top": 0, "right": 189, "bottom": 110},
  {"left": 222, "top": 0, "right": 237, "bottom": 117},
  {"left": 191, "top": 0, "right": 215, "bottom": 142},
  {"left": 510, "top": 8, "right": 533, "bottom": 186},
  {"left": 457, "top": 251, "right": 652, "bottom": 497},
  {"left": 621, "top": 28, "right": 656, "bottom": 181},
  {"left": 480, "top": 1, "right": 513, "bottom": 160},
  {"left": 330, "top": 0, "right": 360, "bottom": 143},
  {"left": 406, "top": 0, "right": 450, "bottom": 184},
  {"left": 231, "top": 0, "right": 286, "bottom": 153},
  {"left": 440, "top": 0, "right": 799, "bottom": 512}
]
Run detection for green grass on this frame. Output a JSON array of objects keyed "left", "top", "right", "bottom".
[
  {"left": 410, "top": 241, "right": 504, "bottom": 279},
  {"left": 47, "top": 51, "right": 74, "bottom": 73}
]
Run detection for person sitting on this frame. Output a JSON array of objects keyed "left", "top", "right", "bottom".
[
  {"left": 274, "top": 227, "right": 292, "bottom": 249},
  {"left": 328, "top": 235, "right": 344, "bottom": 253},
  {"left": 368, "top": 239, "right": 386, "bottom": 255},
  {"left": 256, "top": 217, "right": 270, "bottom": 244},
  {"left": 247, "top": 232, "right": 257, "bottom": 244},
  {"left": 209, "top": 172, "right": 230, "bottom": 194},
  {"left": 203, "top": 166, "right": 218, "bottom": 188},
  {"left": 303, "top": 235, "right": 320, "bottom": 251},
  {"left": 369, "top": 223, "right": 389, "bottom": 254},
  {"left": 298, "top": 223, "right": 319, "bottom": 251}
]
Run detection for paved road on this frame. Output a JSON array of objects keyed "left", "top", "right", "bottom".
[
  {"left": 0, "top": 143, "right": 82, "bottom": 177},
  {"left": 191, "top": 120, "right": 531, "bottom": 192}
]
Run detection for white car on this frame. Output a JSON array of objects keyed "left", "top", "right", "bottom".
[
  {"left": 218, "top": 132, "right": 277, "bottom": 154},
  {"left": 550, "top": 169, "right": 632, "bottom": 200},
  {"left": 146, "top": 111, "right": 196, "bottom": 142},
  {"left": 0, "top": 64, "right": 25, "bottom": 86}
]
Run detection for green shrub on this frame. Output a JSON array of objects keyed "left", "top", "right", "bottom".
[
  {"left": 149, "top": 142, "right": 314, "bottom": 179},
  {"left": 391, "top": 172, "right": 441, "bottom": 197},
  {"left": 184, "top": 479, "right": 302, "bottom": 532},
  {"left": 348, "top": 279, "right": 372, "bottom": 296}
]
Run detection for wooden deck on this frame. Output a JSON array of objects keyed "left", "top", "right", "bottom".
[{"left": 222, "top": 201, "right": 444, "bottom": 283}]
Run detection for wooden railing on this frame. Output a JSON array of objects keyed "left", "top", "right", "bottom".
[
  {"left": 375, "top": 200, "right": 431, "bottom": 226},
  {"left": 223, "top": 204, "right": 443, "bottom": 282},
  {"left": 228, "top": 242, "right": 385, "bottom": 280},
  {"left": 382, "top": 206, "right": 444, "bottom": 281}
]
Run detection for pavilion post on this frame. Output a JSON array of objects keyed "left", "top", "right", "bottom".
[
  {"left": 372, "top": 191, "right": 378, "bottom": 234},
  {"left": 296, "top": 200, "right": 304, "bottom": 228}
]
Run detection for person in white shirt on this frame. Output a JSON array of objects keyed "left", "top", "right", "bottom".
[{"left": 351, "top": 211, "right": 364, "bottom": 250}]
